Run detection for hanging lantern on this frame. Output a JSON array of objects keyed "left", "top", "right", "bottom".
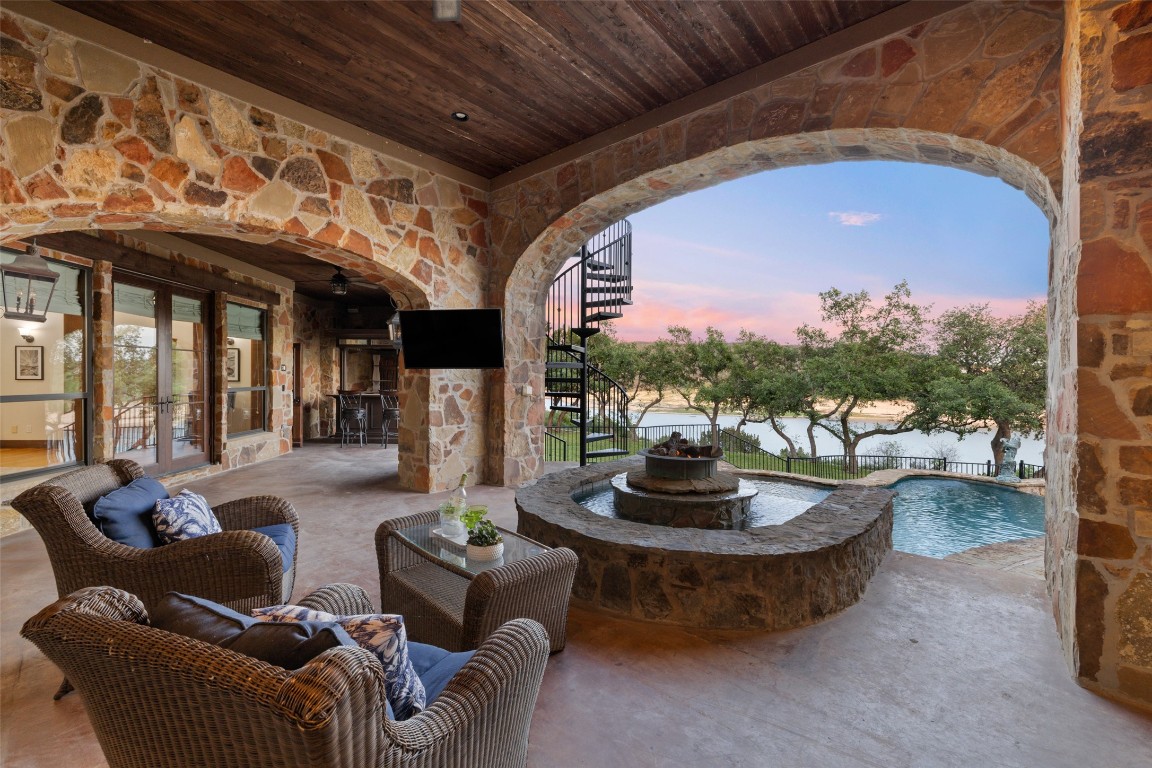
[
  {"left": 1, "top": 243, "right": 60, "bottom": 323},
  {"left": 330, "top": 267, "right": 349, "bottom": 295}
]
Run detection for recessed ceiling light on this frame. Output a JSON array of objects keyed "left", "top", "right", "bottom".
[{"left": 451, "top": 111, "right": 469, "bottom": 122}]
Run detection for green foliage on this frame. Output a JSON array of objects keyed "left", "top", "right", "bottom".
[
  {"left": 931, "top": 301, "right": 1047, "bottom": 463},
  {"left": 467, "top": 519, "right": 503, "bottom": 547},
  {"left": 112, "top": 325, "right": 157, "bottom": 405},
  {"left": 719, "top": 426, "right": 760, "bottom": 451},
  {"left": 461, "top": 505, "right": 488, "bottom": 532}
]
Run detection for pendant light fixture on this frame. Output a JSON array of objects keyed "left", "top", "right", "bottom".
[
  {"left": 330, "top": 267, "right": 350, "bottom": 296},
  {"left": 1, "top": 241, "right": 61, "bottom": 322}
]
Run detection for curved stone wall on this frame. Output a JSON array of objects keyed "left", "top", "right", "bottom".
[{"left": 516, "top": 457, "right": 894, "bottom": 630}]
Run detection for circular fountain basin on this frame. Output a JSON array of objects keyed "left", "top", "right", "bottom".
[{"left": 515, "top": 455, "right": 894, "bottom": 631}]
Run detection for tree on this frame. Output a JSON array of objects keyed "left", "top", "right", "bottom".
[
  {"left": 726, "top": 331, "right": 809, "bottom": 456},
  {"left": 586, "top": 323, "right": 679, "bottom": 428},
  {"left": 932, "top": 302, "right": 1047, "bottom": 465},
  {"left": 793, "top": 281, "right": 949, "bottom": 472},
  {"left": 663, "top": 325, "right": 735, "bottom": 451}
]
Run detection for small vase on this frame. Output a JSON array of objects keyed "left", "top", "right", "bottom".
[{"left": 467, "top": 541, "right": 504, "bottom": 561}]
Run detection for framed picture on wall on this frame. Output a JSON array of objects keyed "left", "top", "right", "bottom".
[
  {"left": 226, "top": 347, "right": 241, "bottom": 382},
  {"left": 15, "top": 346, "right": 43, "bottom": 380}
]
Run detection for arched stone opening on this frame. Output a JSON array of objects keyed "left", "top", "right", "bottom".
[
  {"left": 489, "top": 0, "right": 1152, "bottom": 710},
  {"left": 5, "top": 216, "right": 435, "bottom": 487},
  {"left": 499, "top": 128, "right": 1057, "bottom": 489}
]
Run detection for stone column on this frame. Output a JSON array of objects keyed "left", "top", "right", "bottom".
[{"left": 1056, "top": 0, "right": 1152, "bottom": 708}]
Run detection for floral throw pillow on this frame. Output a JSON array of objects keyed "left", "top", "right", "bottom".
[
  {"left": 153, "top": 490, "right": 222, "bottom": 544},
  {"left": 252, "top": 604, "right": 426, "bottom": 720}
]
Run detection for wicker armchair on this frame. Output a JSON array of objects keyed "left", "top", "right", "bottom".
[
  {"left": 21, "top": 584, "right": 550, "bottom": 768},
  {"left": 376, "top": 509, "right": 578, "bottom": 653},
  {"left": 12, "top": 459, "right": 298, "bottom": 615}
]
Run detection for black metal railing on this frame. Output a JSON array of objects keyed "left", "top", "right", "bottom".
[
  {"left": 112, "top": 394, "right": 203, "bottom": 455},
  {"left": 544, "top": 430, "right": 568, "bottom": 463},
  {"left": 544, "top": 422, "right": 1045, "bottom": 480}
]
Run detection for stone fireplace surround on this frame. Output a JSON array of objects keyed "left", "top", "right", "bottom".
[{"left": 516, "top": 456, "right": 894, "bottom": 630}]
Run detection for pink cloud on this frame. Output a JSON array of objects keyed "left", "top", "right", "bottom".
[
  {"left": 829, "top": 211, "right": 883, "bottom": 226},
  {"left": 606, "top": 285, "right": 1046, "bottom": 343},
  {"left": 610, "top": 286, "right": 829, "bottom": 343}
]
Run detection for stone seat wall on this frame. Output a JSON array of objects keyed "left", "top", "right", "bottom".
[{"left": 516, "top": 457, "right": 894, "bottom": 630}]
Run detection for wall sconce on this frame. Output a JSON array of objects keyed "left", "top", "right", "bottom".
[
  {"left": 19, "top": 327, "right": 35, "bottom": 343},
  {"left": 227, "top": 337, "right": 236, "bottom": 346},
  {"left": 1, "top": 241, "right": 60, "bottom": 323}
]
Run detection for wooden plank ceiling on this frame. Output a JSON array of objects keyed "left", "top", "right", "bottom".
[
  {"left": 49, "top": 0, "right": 908, "bottom": 307},
  {"left": 57, "top": 0, "right": 905, "bottom": 179}
]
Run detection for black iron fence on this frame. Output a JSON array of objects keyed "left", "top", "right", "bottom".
[{"left": 543, "top": 423, "right": 1044, "bottom": 481}]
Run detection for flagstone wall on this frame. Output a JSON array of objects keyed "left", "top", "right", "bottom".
[{"left": 1056, "top": 0, "right": 1152, "bottom": 708}]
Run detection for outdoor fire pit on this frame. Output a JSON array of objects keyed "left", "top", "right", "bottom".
[{"left": 611, "top": 434, "right": 755, "bottom": 529}]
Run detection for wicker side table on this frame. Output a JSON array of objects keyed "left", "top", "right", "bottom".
[{"left": 376, "top": 510, "right": 577, "bottom": 652}]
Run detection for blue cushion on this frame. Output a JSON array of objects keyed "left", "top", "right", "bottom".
[
  {"left": 92, "top": 477, "right": 168, "bottom": 548},
  {"left": 153, "top": 490, "right": 222, "bottom": 543},
  {"left": 250, "top": 523, "right": 295, "bottom": 574},
  {"left": 409, "top": 640, "right": 474, "bottom": 705},
  {"left": 151, "top": 592, "right": 352, "bottom": 670}
]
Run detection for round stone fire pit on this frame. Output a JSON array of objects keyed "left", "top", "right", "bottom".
[
  {"left": 516, "top": 455, "right": 894, "bottom": 630},
  {"left": 641, "top": 448, "right": 719, "bottom": 480}
]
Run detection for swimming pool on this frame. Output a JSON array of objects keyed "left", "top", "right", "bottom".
[
  {"left": 889, "top": 477, "right": 1045, "bottom": 558},
  {"left": 576, "top": 474, "right": 1045, "bottom": 559}
]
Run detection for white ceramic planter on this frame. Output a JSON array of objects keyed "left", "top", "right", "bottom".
[{"left": 467, "top": 541, "right": 504, "bottom": 561}]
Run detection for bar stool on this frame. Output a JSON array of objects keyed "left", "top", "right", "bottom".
[
  {"left": 378, "top": 393, "right": 399, "bottom": 447},
  {"left": 337, "top": 392, "right": 367, "bottom": 447}
]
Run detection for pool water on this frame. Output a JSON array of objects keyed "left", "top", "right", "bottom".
[
  {"left": 575, "top": 474, "right": 1045, "bottom": 559},
  {"left": 890, "top": 478, "right": 1045, "bottom": 558},
  {"left": 574, "top": 476, "right": 832, "bottom": 528}
]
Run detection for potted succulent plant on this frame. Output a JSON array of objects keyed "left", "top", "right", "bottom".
[{"left": 466, "top": 519, "right": 504, "bottom": 561}]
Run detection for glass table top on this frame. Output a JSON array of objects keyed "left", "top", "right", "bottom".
[{"left": 394, "top": 520, "right": 549, "bottom": 575}]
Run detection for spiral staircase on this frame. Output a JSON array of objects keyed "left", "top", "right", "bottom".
[{"left": 545, "top": 221, "right": 633, "bottom": 465}]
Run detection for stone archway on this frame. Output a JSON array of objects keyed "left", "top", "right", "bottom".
[
  {"left": 492, "top": 0, "right": 1065, "bottom": 488},
  {"left": 489, "top": 0, "right": 1151, "bottom": 710}
]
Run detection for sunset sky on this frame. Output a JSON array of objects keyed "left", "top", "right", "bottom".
[{"left": 607, "top": 160, "right": 1050, "bottom": 343}]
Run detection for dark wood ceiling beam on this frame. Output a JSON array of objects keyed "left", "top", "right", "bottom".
[{"left": 32, "top": 232, "right": 282, "bottom": 306}]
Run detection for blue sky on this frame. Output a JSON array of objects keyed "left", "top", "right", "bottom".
[{"left": 611, "top": 161, "right": 1050, "bottom": 342}]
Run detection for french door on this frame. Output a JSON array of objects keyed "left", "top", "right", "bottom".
[{"left": 112, "top": 276, "right": 210, "bottom": 473}]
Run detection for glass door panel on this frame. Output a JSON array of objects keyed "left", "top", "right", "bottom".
[
  {"left": 113, "top": 283, "right": 158, "bottom": 468},
  {"left": 113, "top": 279, "right": 209, "bottom": 473},
  {"left": 170, "top": 294, "right": 208, "bottom": 468}
]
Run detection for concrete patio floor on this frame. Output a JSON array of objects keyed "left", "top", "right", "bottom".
[{"left": 2, "top": 443, "right": 1150, "bottom": 767}]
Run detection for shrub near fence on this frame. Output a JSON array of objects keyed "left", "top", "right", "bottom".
[{"left": 543, "top": 424, "right": 1043, "bottom": 480}]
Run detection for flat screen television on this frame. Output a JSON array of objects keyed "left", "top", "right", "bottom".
[{"left": 398, "top": 308, "right": 505, "bottom": 369}]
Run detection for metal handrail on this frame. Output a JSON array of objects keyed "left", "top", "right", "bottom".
[{"left": 544, "top": 423, "right": 1046, "bottom": 479}]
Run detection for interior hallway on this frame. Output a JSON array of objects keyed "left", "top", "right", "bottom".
[{"left": 2, "top": 443, "right": 1150, "bottom": 767}]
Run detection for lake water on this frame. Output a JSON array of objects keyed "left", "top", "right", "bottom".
[{"left": 635, "top": 411, "right": 1045, "bottom": 467}]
